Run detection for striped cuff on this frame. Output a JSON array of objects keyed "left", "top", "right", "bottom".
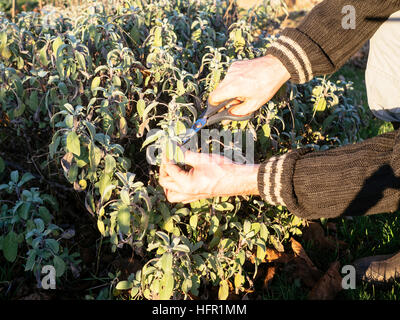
[
  {"left": 257, "top": 154, "right": 289, "bottom": 206},
  {"left": 265, "top": 28, "right": 335, "bottom": 84},
  {"left": 257, "top": 148, "right": 312, "bottom": 216}
]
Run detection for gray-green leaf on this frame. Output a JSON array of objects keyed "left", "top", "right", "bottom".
[
  {"left": 117, "top": 207, "right": 131, "bottom": 235},
  {"left": 53, "top": 255, "right": 66, "bottom": 277},
  {"left": 66, "top": 131, "right": 81, "bottom": 156},
  {"left": 3, "top": 231, "right": 18, "bottom": 262}
]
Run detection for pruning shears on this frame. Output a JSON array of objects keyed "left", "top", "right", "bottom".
[{"left": 180, "top": 98, "right": 253, "bottom": 145}]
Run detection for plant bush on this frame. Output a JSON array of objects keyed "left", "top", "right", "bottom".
[
  {"left": 0, "top": 0, "right": 366, "bottom": 299},
  {"left": 0, "top": 167, "right": 80, "bottom": 286}
]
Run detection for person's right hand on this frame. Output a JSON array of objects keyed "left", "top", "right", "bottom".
[{"left": 208, "top": 54, "right": 290, "bottom": 116}]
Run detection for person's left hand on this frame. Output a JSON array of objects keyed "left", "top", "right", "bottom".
[{"left": 159, "top": 150, "right": 260, "bottom": 203}]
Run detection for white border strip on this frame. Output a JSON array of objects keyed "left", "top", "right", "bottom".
[
  {"left": 279, "top": 36, "right": 313, "bottom": 81},
  {"left": 269, "top": 41, "right": 306, "bottom": 83},
  {"left": 263, "top": 156, "right": 278, "bottom": 205},
  {"left": 273, "top": 154, "right": 288, "bottom": 206}
]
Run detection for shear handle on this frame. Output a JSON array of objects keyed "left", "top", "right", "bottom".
[
  {"left": 205, "top": 98, "right": 254, "bottom": 126},
  {"left": 203, "top": 98, "right": 238, "bottom": 118},
  {"left": 206, "top": 109, "right": 253, "bottom": 126}
]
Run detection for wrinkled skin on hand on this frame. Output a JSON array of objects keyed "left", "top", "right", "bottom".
[
  {"left": 159, "top": 151, "right": 259, "bottom": 203},
  {"left": 208, "top": 54, "right": 290, "bottom": 116}
]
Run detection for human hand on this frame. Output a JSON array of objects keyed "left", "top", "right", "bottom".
[
  {"left": 159, "top": 150, "right": 260, "bottom": 203},
  {"left": 208, "top": 54, "right": 290, "bottom": 116}
]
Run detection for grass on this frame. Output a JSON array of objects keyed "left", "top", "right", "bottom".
[
  {"left": 263, "top": 273, "right": 308, "bottom": 300},
  {"left": 263, "top": 212, "right": 400, "bottom": 300},
  {"left": 336, "top": 214, "right": 400, "bottom": 300}
]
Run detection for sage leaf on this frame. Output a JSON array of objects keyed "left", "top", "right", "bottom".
[
  {"left": 66, "top": 131, "right": 81, "bottom": 156},
  {"left": 3, "top": 231, "right": 18, "bottom": 262}
]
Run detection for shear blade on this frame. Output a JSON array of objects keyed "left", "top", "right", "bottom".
[{"left": 180, "top": 117, "right": 206, "bottom": 145}]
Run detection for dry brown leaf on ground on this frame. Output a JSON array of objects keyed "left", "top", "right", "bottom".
[
  {"left": 303, "top": 221, "right": 347, "bottom": 251},
  {"left": 289, "top": 238, "right": 323, "bottom": 287},
  {"left": 289, "top": 257, "right": 323, "bottom": 288},
  {"left": 308, "top": 261, "right": 343, "bottom": 300},
  {"left": 291, "top": 238, "right": 318, "bottom": 270},
  {"left": 249, "top": 247, "right": 291, "bottom": 264},
  {"left": 326, "top": 222, "right": 337, "bottom": 233},
  {"left": 264, "top": 247, "right": 292, "bottom": 263},
  {"left": 303, "top": 222, "right": 334, "bottom": 249},
  {"left": 263, "top": 266, "right": 276, "bottom": 290}
]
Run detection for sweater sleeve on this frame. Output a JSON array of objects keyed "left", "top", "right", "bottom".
[
  {"left": 257, "top": 129, "right": 400, "bottom": 219},
  {"left": 265, "top": 0, "right": 400, "bottom": 83}
]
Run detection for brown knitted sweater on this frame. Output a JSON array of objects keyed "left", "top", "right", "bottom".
[
  {"left": 266, "top": 0, "right": 400, "bottom": 83},
  {"left": 258, "top": 1, "right": 400, "bottom": 219},
  {"left": 258, "top": 130, "right": 400, "bottom": 219}
]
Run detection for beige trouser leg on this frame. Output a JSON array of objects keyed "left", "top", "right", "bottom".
[
  {"left": 365, "top": 10, "right": 400, "bottom": 123},
  {"left": 358, "top": 11, "right": 400, "bottom": 283}
]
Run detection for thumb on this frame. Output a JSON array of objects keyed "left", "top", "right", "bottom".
[
  {"left": 208, "top": 81, "right": 242, "bottom": 106},
  {"left": 184, "top": 150, "right": 232, "bottom": 167},
  {"left": 183, "top": 150, "right": 206, "bottom": 167}
]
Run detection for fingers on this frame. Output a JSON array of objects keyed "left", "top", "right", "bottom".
[
  {"left": 164, "top": 189, "right": 208, "bottom": 203},
  {"left": 159, "top": 175, "right": 182, "bottom": 193},
  {"left": 185, "top": 150, "right": 233, "bottom": 168},
  {"left": 164, "top": 189, "right": 193, "bottom": 203},
  {"left": 208, "top": 79, "right": 243, "bottom": 106},
  {"left": 159, "top": 151, "right": 204, "bottom": 192},
  {"left": 159, "top": 161, "right": 169, "bottom": 179},
  {"left": 161, "top": 148, "right": 189, "bottom": 178},
  {"left": 208, "top": 60, "right": 250, "bottom": 105},
  {"left": 229, "top": 99, "right": 261, "bottom": 116},
  {"left": 183, "top": 150, "right": 205, "bottom": 167},
  {"left": 166, "top": 161, "right": 188, "bottom": 178},
  {"left": 159, "top": 151, "right": 233, "bottom": 204},
  {"left": 159, "top": 162, "right": 191, "bottom": 197}
]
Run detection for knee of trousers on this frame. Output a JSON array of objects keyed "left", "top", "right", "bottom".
[{"left": 365, "top": 10, "right": 400, "bottom": 123}]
